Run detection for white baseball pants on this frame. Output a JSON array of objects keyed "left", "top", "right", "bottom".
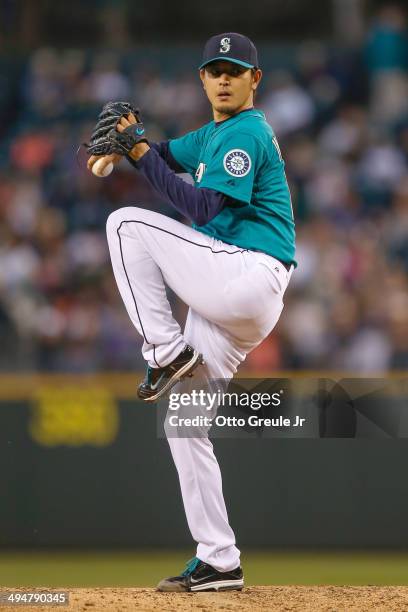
[{"left": 106, "top": 206, "right": 292, "bottom": 571}]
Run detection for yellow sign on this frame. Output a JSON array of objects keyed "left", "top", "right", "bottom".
[{"left": 29, "top": 387, "right": 119, "bottom": 447}]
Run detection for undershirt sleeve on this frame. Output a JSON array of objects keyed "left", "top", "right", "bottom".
[
  {"left": 148, "top": 141, "right": 186, "bottom": 173},
  {"left": 126, "top": 147, "right": 241, "bottom": 226}
]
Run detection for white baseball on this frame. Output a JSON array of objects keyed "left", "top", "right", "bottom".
[{"left": 92, "top": 158, "right": 114, "bottom": 178}]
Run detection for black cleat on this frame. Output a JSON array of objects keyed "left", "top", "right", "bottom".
[
  {"left": 137, "top": 345, "right": 204, "bottom": 402},
  {"left": 156, "top": 556, "right": 244, "bottom": 592}
]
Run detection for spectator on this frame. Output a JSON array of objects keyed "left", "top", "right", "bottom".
[{"left": 0, "top": 30, "right": 407, "bottom": 373}]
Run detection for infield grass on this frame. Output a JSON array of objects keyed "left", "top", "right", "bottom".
[{"left": 1, "top": 551, "right": 408, "bottom": 587}]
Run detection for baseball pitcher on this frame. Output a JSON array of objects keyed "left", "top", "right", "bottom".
[{"left": 86, "top": 32, "right": 296, "bottom": 592}]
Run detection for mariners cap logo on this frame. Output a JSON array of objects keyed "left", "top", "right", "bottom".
[
  {"left": 200, "top": 33, "right": 259, "bottom": 70},
  {"left": 223, "top": 149, "right": 251, "bottom": 177},
  {"left": 219, "top": 37, "right": 231, "bottom": 53}
]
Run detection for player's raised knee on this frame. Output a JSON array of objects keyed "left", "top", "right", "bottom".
[
  {"left": 106, "top": 206, "right": 165, "bottom": 237},
  {"left": 106, "top": 206, "right": 138, "bottom": 236}
]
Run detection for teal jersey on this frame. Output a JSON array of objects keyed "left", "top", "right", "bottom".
[{"left": 169, "top": 109, "right": 296, "bottom": 265}]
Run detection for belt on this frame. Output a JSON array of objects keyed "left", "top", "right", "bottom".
[
  {"left": 279, "top": 259, "right": 292, "bottom": 272},
  {"left": 252, "top": 249, "right": 292, "bottom": 272},
  {"left": 275, "top": 257, "right": 293, "bottom": 272}
]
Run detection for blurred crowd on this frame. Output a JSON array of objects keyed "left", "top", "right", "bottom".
[{"left": 0, "top": 5, "right": 408, "bottom": 373}]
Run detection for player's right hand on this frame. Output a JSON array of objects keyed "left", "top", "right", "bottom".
[{"left": 87, "top": 153, "right": 122, "bottom": 173}]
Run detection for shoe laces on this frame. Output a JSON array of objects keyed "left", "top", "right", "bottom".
[{"left": 181, "top": 556, "right": 200, "bottom": 576}]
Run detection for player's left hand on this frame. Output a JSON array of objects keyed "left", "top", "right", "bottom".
[
  {"left": 117, "top": 112, "right": 137, "bottom": 131},
  {"left": 85, "top": 114, "right": 147, "bottom": 159},
  {"left": 84, "top": 102, "right": 148, "bottom": 161},
  {"left": 116, "top": 113, "right": 150, "bottom": 161}
]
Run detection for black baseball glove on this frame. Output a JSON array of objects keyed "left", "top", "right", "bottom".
[{"left": 85, "top": 101, "right": 148, "bottom": 156}]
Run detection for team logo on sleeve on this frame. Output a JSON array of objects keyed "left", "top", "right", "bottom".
[{"left": 223, "top": 149, "right": 252, "bottom": 177}]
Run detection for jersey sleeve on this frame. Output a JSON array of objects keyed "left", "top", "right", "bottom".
[
  {"left": 198, "top": 132, "right": 263, "bottom": 204},
  {"left": 169, "top": 126, "right": 206, "bottom": 176}
]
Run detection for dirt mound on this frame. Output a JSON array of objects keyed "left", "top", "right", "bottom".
[{"left": 1, "top": 586, "right": 408, "bottom": 611}]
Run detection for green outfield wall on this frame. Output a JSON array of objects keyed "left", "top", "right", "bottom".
[{"left": 1, "top": 374, "right": 407, "bottom": 549}]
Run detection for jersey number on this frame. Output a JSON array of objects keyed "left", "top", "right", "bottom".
[
  {"left": 195, "top": 162, "right": 206, "bottom": 183},
  {"left": 272, "top": 136, "right": 294, "bottom": 220},
  {"left": 272, "top": 136, "right": 283, "bottom": 162}
]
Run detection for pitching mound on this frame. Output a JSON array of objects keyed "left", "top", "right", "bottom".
[{"left": 1, "top": 586, "right": 408, "bottom": 611}]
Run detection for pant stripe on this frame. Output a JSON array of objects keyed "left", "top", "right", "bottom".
[{"left": 114, "top": 218, "right": 247, "bottom": 367}]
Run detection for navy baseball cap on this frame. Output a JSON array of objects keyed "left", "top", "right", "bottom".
[{"left": 199, "top": 33, "right": 259, "bottom": 70}]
